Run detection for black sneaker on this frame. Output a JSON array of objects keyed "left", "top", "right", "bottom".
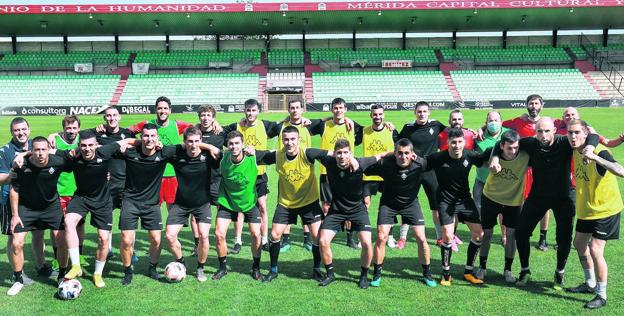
[
  {"left": 347, "top": 238, "right": 358, "bottom": 249},
  {"left": 261, "top": 243, "right": 270, "bottom": 252},
  {"left": 535, "top": 240, "right": 548, "bottom": 251},
  {"left": 229, "top": 243, "right": 242, "bottom": 255},
  {"left": 121, "top": 272, "right": 133, "bottom": 285},
  {"left": 251, "top": 269, "right": 263, "bottom": 281},
  {"left": 553, "top": 271, "right": 564, "bottom": 291},
  {"left": 263, "top": 271, "right": 279, "bottom": 282},
  {"left": 36, "top": 263, "right": 54, "bottom": 277},
  {"left": 319, "top": 274, "right": 336, "bottom": 287},
  {"left": 312, "top": 269, "right": 325, "bottom": 282},
  {"left": 358, "top": 276, "right": 369, "bottom": 289},
  {"left": 148, "top": 265, "right": 160, "bottom": 280},
  {"left": 566, "top": 282, "right": 595, "bottom": 294},
  {"left": 212, "top": 269, "right": 227, "bottom": 280},
  {"left": 585, "top": 295, "right": 607, "bottom": 309}
]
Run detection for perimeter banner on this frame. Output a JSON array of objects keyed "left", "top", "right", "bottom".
[
  {"left": 0, "top": 99, "right": 616, "bottom": 116},
  {"left": 1, "top": 1, "right": 623, "bottom": 14}
]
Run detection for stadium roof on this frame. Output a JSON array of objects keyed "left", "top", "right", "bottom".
[{"left": 1, "top": 1, "right": 623, "bottom": 36}]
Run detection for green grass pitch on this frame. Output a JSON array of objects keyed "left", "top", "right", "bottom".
[{"left": 0, "top": 108, "right": 623, "bottom": 315}]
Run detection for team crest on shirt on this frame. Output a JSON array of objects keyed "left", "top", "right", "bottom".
[
  {"left": 442, "top": 163, "right": 450, "bottom": 168},
  {"left": 462, "top": 160, "right": 469, "bottom": 167},
  {"left": 24, "top": 168, "right": 31, "bottom": 173},
  {"left": 121, "top": 134, "right": 126, "bottom": 139},
  {"left": 200, "top": 155, "right": 206, "bottom": 162},
  {"left": 400, "top": 172, "right": 407, "bottom": 180},
  {"left": 339, "top": 171, "right": 345, "bottom": 178},
  {"left": 49, "top": 167, "right": 55, "bottom": 174},
  {"left": 133, "top": 157, "right": 139, "bottom": 161},
  {"left": 102, "top": 134, "right": 108, "bottom": 138},
  {"left": 96, "top": 158, "right": 103, "bottom": 164},
  {"left": 179, "top": 159, "right": 186, "bottom": 163},
  {"left": 429, "top": 128, "right": 434, "bottom": 135},
  {"left": 155, "top": 156, "right": 161, "bottom": 162}
]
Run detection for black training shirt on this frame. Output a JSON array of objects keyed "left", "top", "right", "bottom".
[
  {"left": 167, "top": 144, "right": 216, "bottom": 208},
  {"left": 320, "top": 156, "right": 377, "bottom": 214},
  {"left": 365, "top": 155, "right": 427, "bottom": 209},
  {"left": 12, "top": 154, "right": 71, "bottom": 210},
  {"left": 426, "top": 150, "right": 487, "bottom": 204},
  {"left": 398, "top": 120, "right": 446, "bottom": 157},
  {"left": 120, "top": 146, "right": 176, "bottom": 205},
  {"left": 91, "top": 127, "right": 135, "bottom": 195}
]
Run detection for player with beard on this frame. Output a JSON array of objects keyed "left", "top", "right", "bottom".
[
  {"left": 397, "top": 102, "right": 445, "bottom": 249},
  {"left": 565, "top": 119, "right": 624, "bottom": 309},
  {"left": 490, "top": 117, "right": 599, "bottom": 289}
]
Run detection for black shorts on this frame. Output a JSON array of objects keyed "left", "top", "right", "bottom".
[
  {"left": 438, "top": 199, "right": 480, "bottom": 226},
  {"left": 272, "top": 201, "right": 323, "bottom": 225},
  {"left": 1, "top": 203, "right": 11, "bottom": 235},
  {"left": 321, "top": 210, "right": 372, "bottom": 232},
  {"left": 112, "top": 191, "right": 123, "bottom": 210},
  {"left": 480, "top": 195, "right": 521, "bottom": 230},
  {"left": 66, "top": 196, "right": 114, "bottom": 231},
  {"left": 119, "top": 199, "right": 162, "bottom": 231},
  {"left": 209, "top": 177, "right": 221, "bottom": 205},
  {"left": 363, "top": 181, "right": 382, "bottom": 197},
  {"left": 377, "top": 201, "right": 425, "bottom": 226},
  {"left": 320, "top": 175, "right": 332, "bottom": 203},
  {"left": 419, "top": 171, "right": 439, "bottom": 210},
  {"left": 576, "top": 213, "right": 620, "bottom": 241},
  {"left": 255, "top": 174, "right": 269, "bottom": 198},
  {"left": 167, "top": 202, "right": 212, "bottom": 226},
  {"left": 14, "top": 200, "right": 65, "bottom": 233},
  {"left": 217, "top": 206, "right": 262, "bottom": 224}
]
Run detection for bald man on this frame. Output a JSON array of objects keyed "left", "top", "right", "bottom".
[
  {"left": 555, "top": 107, "right": 624, "bottom": 147},
  {"left": 490, "top": 117, "right": 599, "bottom": 289}
]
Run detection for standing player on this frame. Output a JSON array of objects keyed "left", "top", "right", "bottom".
[
  {"left": 61, "top": 130, "right": 131, "bottom": 288},
  {"left": 366, "top": 138, "right": 435, "bottom": 287},
  {"left": 474, "top": 111, "right": 510, "bottom": 246},
  {"left": 163, "top": 126, "right": 220, "bottom": 282},
  {"left": 254, "top": 126, "right": 329, "bottom": 282},
  {"left": 362, "top": 105, "right": 398, "bottom": 248},
  {"left": 7, "top": 137, "right": 71, "bottom": 296},
  {"left": 117, "top": 124, "right": 177, "bottom": 285},
  {"left": 490, "top": 117, "right": 599, "bottom": 288},
  {"left": 397, "top": 101, "right": 445, "bottom": 249},
  {"left": 426, "top": 128, "right": 489, "bottom": 286},
  {"left": 223, "top": 99, "right": 280, "bottom": 253},
  {"left": 565, "top": 119, "right": 623, "bottom": 309},
  {"left": 476, "top": 130, "right": 528, "bottom": 283},
  {"left": 193, "top": 105, "right": 225, "bottom": 257},
  {"left": 317, "top": 139, "right": 380, "bottom": 289},
  {"left": 0, "top": 118, "right": 42, "bottom": 285},
  {"left": 316, "top": 98, "right": 363, "bottom": 249},
  {"left": 48, "top": 115, "right": 84, "bottom": 269},
  {"left": 91, "top": 106, "right": 135, "bottom": 259},
  {"left": 212, "top": 131, "right": 263, "bottom": 281}
]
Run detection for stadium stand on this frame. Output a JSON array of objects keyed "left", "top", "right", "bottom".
[
  {"left": 117, "top": 73, "right": 259, "bottom": 105},
  {"left": 0, "top": 51, "right": 130, "bottom": 68},
  {"left": 267, "top": 49, "right": 304, "bottom": 66},
  {"left": 0, "top": 75, "right": 120, "bottom": 106},
  {"left": 451, "top": 68, "right": 601, "bottom": 100},
  {"left": 440, "top": 45, "right": 572, "bottom": 63},
  {"left": 133, "top": 50, "right": 262, "bottom": 67},
  {"left": 309, "top": 48, "right": 438, "bottom": 65},
  {"left": 312, "top": 71, "right": 453, "bottom": 103}
]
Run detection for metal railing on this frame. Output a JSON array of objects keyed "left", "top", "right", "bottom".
[{"left": 580, "top": 33, "right": 624, "bottom": 97}]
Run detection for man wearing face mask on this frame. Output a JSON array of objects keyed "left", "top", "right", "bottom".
[{"left": 474, "top": 111, "right": 509, "bottom": 247}]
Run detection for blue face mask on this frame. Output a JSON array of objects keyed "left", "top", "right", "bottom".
[{"left": 486, "top": 122, "right": 501, "bottom": 134}]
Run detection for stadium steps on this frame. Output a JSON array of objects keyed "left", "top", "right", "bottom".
[
  {"left": 444, "top": 75, "right": 463, "bottom": 102},
  {"left": 304, "top": 77, "right": 314, "bottom": 103},
  {"left": 434, "top": 49, "right": 445, "bottom": 63},
  {"left": 258, "top": 77, "right": 267, "bottom": 105},
  {"left": 564, "top": 47, "right": 578, "bottom": 61},
  {"left": 109, "top": 79, "right": 127, "bottom": 106},
  {"left": 584, "top": 71, "right": 624, "bottom": 98}
]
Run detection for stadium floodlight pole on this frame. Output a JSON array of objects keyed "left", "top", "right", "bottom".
[
  {"left": 63, "top": 35, "right": 68, "bottom": 54},
  {"left": 552, "top": 29, "right": 558, "bottom": 48},
  {"left": 11, "top": 36, "right": 16, "bottom": 54}
]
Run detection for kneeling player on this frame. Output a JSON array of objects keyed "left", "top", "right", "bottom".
[
  {"left": 164, "top": 126, "right": 220, "bottom": 282},
  {"left": 317, "top": 139, "right": 382, "bottom": 289},
  {"left": 477, "top": 130, "right": 528, "bottom": 283},
  {"left": 366, "top": 138, "right": 434, "bottom": 287},
  {"left": 212, "top": 131, "right": 263, "bottom": 281},
  {"left": 565, "top": 120, "right": 624, "bottom": 309}
]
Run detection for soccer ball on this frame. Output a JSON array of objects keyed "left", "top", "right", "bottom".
[
  {"left": 164, "top": 262, "right": 186, "bottom": 282},
  {"left": 58, "top": 279, "right": 82, "bottom": 300}
]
